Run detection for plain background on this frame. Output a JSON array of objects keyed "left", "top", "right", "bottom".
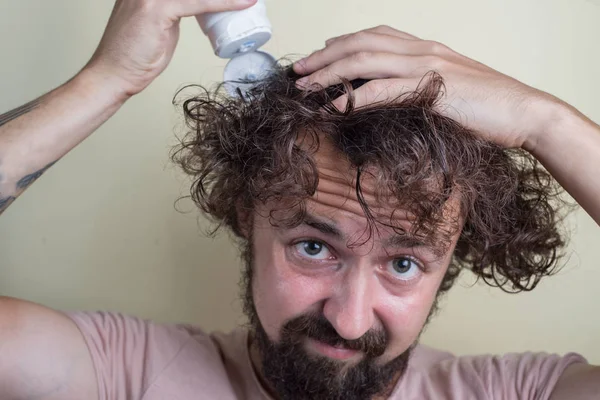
[{"left": 1, "top": 0, "right": 599, "bottom": 364}]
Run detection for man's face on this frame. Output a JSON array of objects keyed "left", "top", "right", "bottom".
[{"left": 245, "top": 139, "right": 461, "bottom": 399}]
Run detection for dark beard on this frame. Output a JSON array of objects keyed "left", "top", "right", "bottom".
[
  {"left": 251, "top": 311, "right": 412, "bottom": 400},
  {"left": 240, "top": 243, "right": 415, "bottom": 400}
]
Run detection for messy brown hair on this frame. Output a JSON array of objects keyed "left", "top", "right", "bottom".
[{"left": 172, "top": 64, "right": 567, "bottom": 293}]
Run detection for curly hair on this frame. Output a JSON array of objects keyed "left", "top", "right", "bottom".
[{"left": 172, "top": 63, "right": 567, "bottom": 294}]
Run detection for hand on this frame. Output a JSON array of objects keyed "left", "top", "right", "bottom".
[
  {"left": 83, "top": 0, "right": 256, "bottom": 98},
  {"left": 293, "top": 25, "right": 564, "bottom": 150}
]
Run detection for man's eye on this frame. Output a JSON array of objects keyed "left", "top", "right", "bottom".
[
  {"left": 386, "top": 257, "right": 422, "bottom": 280},
  {"left": 294, "top": 240, "right": 333, "bottom": 260}
]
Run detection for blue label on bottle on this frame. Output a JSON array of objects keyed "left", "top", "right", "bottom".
[{"left": 238, "top": 40, "right": 257, "bottom": 53}]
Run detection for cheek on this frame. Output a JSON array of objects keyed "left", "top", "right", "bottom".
[
  {"left": 251, "top": 230, "right": 329, "bottom": 340},
  {"left": 377, "top": 273, "right": 445, "bottom": 357}
]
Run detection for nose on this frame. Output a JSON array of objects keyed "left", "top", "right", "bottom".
[{"left": 322, "top": 264, "right": 376, "bottom": 340}]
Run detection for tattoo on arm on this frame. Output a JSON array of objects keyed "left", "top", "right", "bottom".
[
  {"left": 0, "top": 99, "right": 41, "bottom": 128},
  {"left": 0, "top": 161, "right": 57, "bottom": 215},
  {"left": 16, "top": 161, "right": 56, "bottom": 190},
  {"left": 0, "top": 99, "right": 52, "bottom": 215},
  {"left": 0, "top": 196, "right": 16, "bottom": 214}
]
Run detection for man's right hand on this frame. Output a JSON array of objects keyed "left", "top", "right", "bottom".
[
  {"left": 1, "top": 1, "right": 256, "bottom": 398},
  {"left": 0, "top": 0, "right": 257, "bottom": 217},
  {"left": 84, "top": 0, "right": 257, "bottom": 98}
]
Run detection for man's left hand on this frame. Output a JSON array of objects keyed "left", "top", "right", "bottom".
[{"left": 293, "top": 25, "right": 563, "bottom": 151}]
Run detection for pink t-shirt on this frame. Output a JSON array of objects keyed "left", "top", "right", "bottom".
[{"left": 67, "top": 311, "right": 586, "bottom": 400}]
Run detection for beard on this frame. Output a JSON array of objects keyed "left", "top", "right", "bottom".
[
  {"left": 250, "top": 310, "right": 413, "bottom": 400},
  {"left": 239, "top": 242, "right": 440, "bottom": 400}
]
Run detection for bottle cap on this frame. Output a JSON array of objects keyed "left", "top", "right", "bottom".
[{"left": 223, "top": 50, "right": 277, "bottom": 97}]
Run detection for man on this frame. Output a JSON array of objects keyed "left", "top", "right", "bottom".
[{"left": 0, "top": 0, "right": 599, "bottom": 399}]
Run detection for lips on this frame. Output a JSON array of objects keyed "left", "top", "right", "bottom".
[{"left": 307, "top": 337, "right": 360, "bottom": 360}]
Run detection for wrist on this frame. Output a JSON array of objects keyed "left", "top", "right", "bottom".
[
  {"left": 71, "top": 67, "right": 132, "bottom": 108},
  {"left": 522, "top": 94, "right": 575, "bottom": 155}
]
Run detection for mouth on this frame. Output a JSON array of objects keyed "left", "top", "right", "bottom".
[{"left": 306, "top": 337, "right": 361, "bottom": 360}]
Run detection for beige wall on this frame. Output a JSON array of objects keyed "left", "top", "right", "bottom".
[{"left": 1, "top": 0, "right": 599, "bottom": 363}]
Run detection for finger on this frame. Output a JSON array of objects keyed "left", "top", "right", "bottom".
[
  {"left": 174, "top": 0, "right": 257, "bottom": 18},
  {"left": 325, "top": 33, "right": 353, "bottom": 46},
  {"left": 324, "top": 33, "right": 346, "bottom": 45},
  {"left": 325, "top": 25, "right": 420, "bottom": 46},
  {"left": 331, "top": 78, "right": 422, "bottom": 111},
  {"left": 361, "top": 25, "right": 421, "bottom": 40},
  {"left": 297, "top": 32, "right": 447, "bottom": 75},
  {"left": 296, "top": 26, "right": 423, "bottom": 74},
  {"left": 296, "top": 53, "right": 446, "bottom": 90},
  {"left": 340, "top": 27, "right": 474, "bottom": 68}
]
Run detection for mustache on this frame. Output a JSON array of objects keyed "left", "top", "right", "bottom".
[{"left": 281, "top": 312, "right": 388, "bottom": 358}]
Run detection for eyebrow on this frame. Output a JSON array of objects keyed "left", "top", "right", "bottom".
[
  {"left": 303, "top": 214, "right": 343, "bottom": 238},
  {"left": 301, "top": 213, "right": 429, "bottom": 249}
]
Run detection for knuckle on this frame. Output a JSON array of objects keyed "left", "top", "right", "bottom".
[
  {"left": 349, "top": 31, "right": 371, "bottom": 45},
  {"left": 352, "top": 51, "right": 372, "bottom": 63},
  {"left": 373, "top": 24, "right": 392, "bottom": 32},
  {"left": 354, "top": 31, "right": 369, "bottom": 41},
  {"left": 427, "top": 40, "right": 451, "bottom": 55}
]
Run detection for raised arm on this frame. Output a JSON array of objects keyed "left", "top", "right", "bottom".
[
  {"left": 292, "top": 25, "right": 600, "bottom": 226},
  {"left": 526, "top": 103, "right": 600, "bottom": 224},
  {"left": 292, "top": 24, "right": 600, "bottom": 398},
  {"left": 0, "top": 0, "right": 257, "bottom": 398},
  {"left": 0, "top": 70, "right": 126, "bottom": 215},
  {"left": 0, "top": 0, "right": 257, "bottom": 217}
]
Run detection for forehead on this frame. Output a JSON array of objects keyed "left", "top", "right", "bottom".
[
  {"left": 269, "top": 134, "right": 463, "bottom": 249},
  {"left": 309, "top": 134, "right": 386, "bottom": 212}
]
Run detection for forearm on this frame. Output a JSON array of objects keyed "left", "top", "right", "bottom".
[
  {"left": 526, "top": 99, "right": 600, "bottom": 225},
  {"left": 0, "top": 69, "right": 128, "bottom": 214}
]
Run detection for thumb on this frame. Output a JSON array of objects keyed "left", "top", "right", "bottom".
[{"left": 174, "top": 0, "right": 257, "bottom": 18}]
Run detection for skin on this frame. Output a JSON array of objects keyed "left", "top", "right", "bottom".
[
  {"left": 0, "top": 3, "right": 600, "bottom": 399},
  {"left": 292, "top": 26, "right": 600, "bottom": 226},
  {"left": 0, "top": 0, "right": 258, "bottom": 216},
  {"left": 292, "top": 25, "right": 600, "bottom": 397},
  {"left": 250, "top": 138, "right": 461, "bottom": 371}
]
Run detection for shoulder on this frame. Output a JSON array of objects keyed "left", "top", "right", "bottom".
[
  {"left": 68, "top": 311, "right": 216, "bottom": 371},
  {"left": 408, "top": 344, "right": 456, "bottom": 369},
  {"left": 396, "top": 345, "right": 587, "bottom": 400},
  {"left": 67, "top": 311, "right": 238, "bottom": 400}
]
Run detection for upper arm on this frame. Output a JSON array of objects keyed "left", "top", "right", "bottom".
[
  {"left": 0, "top": 296, "right": 98, "bottom": 400},
  {"left": 549, "top": 364, "right": 600, "bottom": 400}
]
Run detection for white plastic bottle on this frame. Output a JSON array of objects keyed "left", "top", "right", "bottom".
[
  {"left": 196, "top": 0, "right": 276, "bottom": 96},
  {"left": 196, "top": 0, "right": 272, "bottom": 58}
]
